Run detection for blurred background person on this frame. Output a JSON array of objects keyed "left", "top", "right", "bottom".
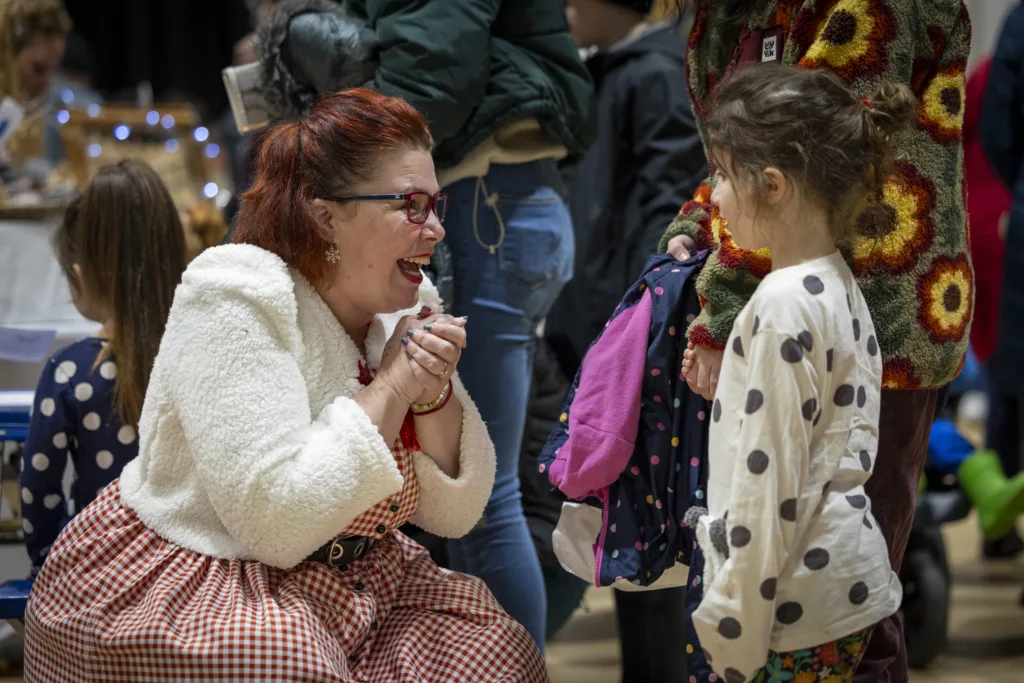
[
  {"left": 0, "top": 0, "right": 70, "bottom": 175},
  {"left": 527, "top": 1, "right": 703, "bottom": 679},
  {"left": 963, "top": 52, "right": 1019, "bottom": 559},
  {"left": 284, "top": 0, "right": 597, "bottom": 649},
  {"left": 977, "top": 0, "right": 1024, "bottom": 558},
  {"left": 964, "top": 58, "right": 1010, "bottom": 379}
]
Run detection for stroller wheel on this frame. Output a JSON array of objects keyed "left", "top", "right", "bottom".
[{"left": 900, "top": 549, "right": 950, "bottom": 669}]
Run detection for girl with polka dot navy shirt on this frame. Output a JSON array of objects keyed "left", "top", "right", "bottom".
[
  {"left": 682, "top": 67, "right": 915, "bottom": 681},
  {"left": 20, "top": 159, "right": 187, "bottom": 576},
  {"left": 21, "top": 340, "right": 137, "bottom": 573}
]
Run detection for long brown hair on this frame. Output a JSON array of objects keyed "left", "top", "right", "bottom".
[{"left": 55, "top": 160, "right": 187, "bottom": 427}]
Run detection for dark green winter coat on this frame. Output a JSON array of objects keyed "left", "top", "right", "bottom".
[{"left": 347, "top": 0, "right": 596, "bottom": 169}]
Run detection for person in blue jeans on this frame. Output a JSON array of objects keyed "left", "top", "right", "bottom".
[
  {"left": 249, "top": 0, "right": 596, "bottom": 648},
  {"left": 443, "top": 161, "right": 575, "bottom": 647},
  {"left": 344, "top": 2, "right": 594, "bottom": 649}
]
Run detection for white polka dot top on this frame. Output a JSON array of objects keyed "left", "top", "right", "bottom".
[{"left": 693, "top": 251, "right": 902, "bottom": 682}]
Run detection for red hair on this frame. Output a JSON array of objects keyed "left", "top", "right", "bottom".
[{"left": 232, "top": 89, "right": 433, "bottom": 288}]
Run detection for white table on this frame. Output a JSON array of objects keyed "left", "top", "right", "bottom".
[{"left": 0, "top": 217, "right": 98, "bottom": 390}]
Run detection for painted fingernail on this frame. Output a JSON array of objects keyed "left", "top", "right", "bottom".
[
  {"left": 401, "top": 337, "right": 409, "bottom": 346},
  {"left": 421, "top": 306, "right": 432, "bottom": 313},
  {"left": 406, "top": 330, "right": 415, "bottom": 338},
  {"left": 407, "top": 352, "right": 413, "bottom": 360},
  {"left": 424, "top": 324, "right": 433, "bottom": 331}
]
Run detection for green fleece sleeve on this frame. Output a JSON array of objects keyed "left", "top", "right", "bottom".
[
  {"left": 658, "top": 176, "right": 715, "bottom": 254},
  {"left": 657, "top": 176, "right": 758, "bottom": 351}
]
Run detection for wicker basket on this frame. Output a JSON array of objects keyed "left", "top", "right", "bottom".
[
  {"left": 51, "top": 102, "right": 228, "bottom": 258},
  {"left": 55, "top": 103, "right": 219, "bottom": 207}
]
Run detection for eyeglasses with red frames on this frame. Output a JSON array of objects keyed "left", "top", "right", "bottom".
[{"left": 323, "top": 192, "right": 448, "bottom": 224}]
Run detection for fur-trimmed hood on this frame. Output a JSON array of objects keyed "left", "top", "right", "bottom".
[{"left": 258, "top": 0, "right": 377, "bottom": 120}]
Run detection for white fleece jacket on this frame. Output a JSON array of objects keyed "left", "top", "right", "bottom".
[{"left": 118, "top": 244, "right": 496, "bottom": 569}]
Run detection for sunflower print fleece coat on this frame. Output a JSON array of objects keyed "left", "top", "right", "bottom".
[{"left": 660, "top": 0, "right": 972, "bottom": 390}]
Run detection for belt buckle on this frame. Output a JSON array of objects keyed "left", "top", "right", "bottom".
[
  {"left": 327, "top": 539, "right": 347, "bottom": 566},
  {"left": 326, "top": 537, "right": 370, "bottom": 567}
]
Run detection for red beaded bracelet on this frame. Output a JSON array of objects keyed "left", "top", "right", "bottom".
[{"left": 412, "top": 380, "right": 454, "bottom": 416}]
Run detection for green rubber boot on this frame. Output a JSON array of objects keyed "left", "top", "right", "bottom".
[{"left": 958, "top": 450, "right": 1024, "bottom": 541}]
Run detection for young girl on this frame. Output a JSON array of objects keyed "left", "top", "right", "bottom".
[
  {"left": 684, "top": 65, "right": 912, "bottom": 682},
  {"left": 20, "top": 159, "right": 186, "bottom": 575}
]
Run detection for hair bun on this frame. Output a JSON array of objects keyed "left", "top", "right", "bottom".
[{"left": 865, "top": 82, "right": 918, "bottom": 138}]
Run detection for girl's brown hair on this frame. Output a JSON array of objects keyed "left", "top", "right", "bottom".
[
  {"left": 55, "top": 160, "right": 187, "bottom": 427},
  {"left": 706, "top": 64, "right": 917, "bottom": 244}
]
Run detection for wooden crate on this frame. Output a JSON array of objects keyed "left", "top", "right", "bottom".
[{"left": 51, "top": 102, "right": 229, "bottom": 258}]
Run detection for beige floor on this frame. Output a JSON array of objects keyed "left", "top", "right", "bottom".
[{"left": 548, "top": 515, "right": 1024, "bottom": 683}]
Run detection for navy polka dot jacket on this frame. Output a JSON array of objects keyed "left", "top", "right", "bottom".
[
  {"left": 538, "top": 252, "right": 710, "bottom": 588},
  {"left": 20, "top": 338, "right": 139, "bottom": 574}
]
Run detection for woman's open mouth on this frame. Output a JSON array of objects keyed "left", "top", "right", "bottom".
[{"left": 397, "top": 255, "right": 430, "bottom": 284}]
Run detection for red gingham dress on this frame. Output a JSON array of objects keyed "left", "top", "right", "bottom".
[{"left": 24, "top": 367, "right": 547, "bottom": 682}]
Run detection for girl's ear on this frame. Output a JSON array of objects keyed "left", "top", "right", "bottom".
[{"left": 763, "top": 167, "right": 789, "bottom": 206}]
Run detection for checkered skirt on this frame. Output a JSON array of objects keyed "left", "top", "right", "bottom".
[{"left": 24, "top": 483, "right": 547, "bottom": 682}]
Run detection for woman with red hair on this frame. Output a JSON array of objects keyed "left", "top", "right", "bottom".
[{"left": 23, "top": 89, "right": 547, "bottom": 682}]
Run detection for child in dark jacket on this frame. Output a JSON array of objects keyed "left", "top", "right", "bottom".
[
  {"left": 547, "top": 0, "right": 705, "bottom": 373},
  {"left": 536, "top": 1, "right": 706, "bottom": 678}
]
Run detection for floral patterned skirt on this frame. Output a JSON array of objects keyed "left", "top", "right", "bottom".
[{"left": 751, "top": 628, "right": 874, "bottom": 683}]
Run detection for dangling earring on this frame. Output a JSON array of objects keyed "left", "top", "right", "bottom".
[{"left": 326, "top": 246, "right": 340, "bottom": 263}]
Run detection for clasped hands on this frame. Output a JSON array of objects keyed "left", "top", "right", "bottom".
[{"left": 379, "top": 306, "right": 466, "bottom": 407}]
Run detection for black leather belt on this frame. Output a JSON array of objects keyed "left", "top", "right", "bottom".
[{"left": 306, "top": 536, "right": 374, "bottom": 568}]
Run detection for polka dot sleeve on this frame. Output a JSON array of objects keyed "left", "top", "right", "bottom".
[
  {"left": 693, "top": 328, "right": 820, "bottom": 683},
  {"left": 20, "top": 355, "right": 75, "bottom": 574}
]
